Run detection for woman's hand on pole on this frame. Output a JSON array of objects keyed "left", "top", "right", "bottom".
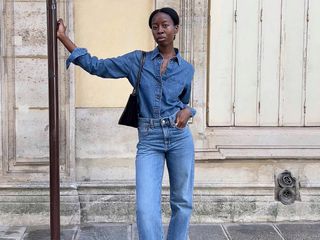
[
  {"left": 57, "top": 18, "right": 67, "bottom": 39},
  {"left": 56, "top": 18, "right": 77, "bottom": 53}
]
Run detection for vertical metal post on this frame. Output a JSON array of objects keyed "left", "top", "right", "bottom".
[{"left": 46, "top": 0, "right": 60, "bottom": 239}]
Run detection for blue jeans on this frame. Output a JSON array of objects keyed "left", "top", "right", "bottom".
[{"left": 136, "top": 112, "right": 195, "bottom": 240}]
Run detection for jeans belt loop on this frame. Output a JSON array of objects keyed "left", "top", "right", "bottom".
[
  {"left": 150, "top": 119, "right": 155, "bottom": 128},
  {"left": 170, "top": 115, "right": 176, "bottom": 127}
]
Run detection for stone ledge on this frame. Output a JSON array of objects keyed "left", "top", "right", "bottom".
[{"left": 0, "top": 184, "right": 319, "bottom": 225}]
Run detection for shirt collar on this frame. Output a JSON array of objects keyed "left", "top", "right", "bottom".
[{"left": 151, "top": 47, "right": 182, "bottom": 65}]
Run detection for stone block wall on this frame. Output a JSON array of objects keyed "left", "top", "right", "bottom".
[{"left": 0, "top": 0, "right": 319, "bottom": 225}]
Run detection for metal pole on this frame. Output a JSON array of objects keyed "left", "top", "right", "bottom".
[{"left": 46, "top": 0, "right": 60, "bottom": 239}]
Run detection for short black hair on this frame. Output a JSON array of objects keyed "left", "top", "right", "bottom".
[{"left": 148, "top": 7, "right": 180, "bottom": 28}]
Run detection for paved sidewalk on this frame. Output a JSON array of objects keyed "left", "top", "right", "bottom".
[{"left": 1, "top": 222, "right": 320, "bottom": 240}]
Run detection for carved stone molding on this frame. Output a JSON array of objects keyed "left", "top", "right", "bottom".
[
  {"left": 179, "top": 0, "right": 194, "bottom": 64},
  {"left": 0, "top": 0, "right": 75, "bottom": 181},
  {"left": 154, "top": 0, "right": 195, "bottom": 63},
  {"left": 0, "top": 0, "right": 4, "bottom": 174},
  {"left": 195, "top": 127, "right": 320, "bottom": 159}
]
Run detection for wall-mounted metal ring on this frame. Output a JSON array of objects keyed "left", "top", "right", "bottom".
[
  {"left": 278, "top": 170, "right": 295, "bottom": 188},
  {"left": 279, "top": 187, "right": 295, "bottom": 205}
]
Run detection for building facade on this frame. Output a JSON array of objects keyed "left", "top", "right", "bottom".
[{"left": 1, "top": 0, "right": 320, "bottom": 225}]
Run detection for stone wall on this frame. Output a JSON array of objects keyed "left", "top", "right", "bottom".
[{"left": 0, "top": 0, "right": 319, "bottom": 225}]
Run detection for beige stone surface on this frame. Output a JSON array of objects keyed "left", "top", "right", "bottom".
[
  {"left": 16, "top": 110, "right": 49, "bottom": 160},
  {"left": 0, "top": 0, "right": 319, "bottom": 225},
  {"left": 15, "top": 58, "right": 48, "bottom": 107},
  {"left": 74, "top": 0, "right": 154, "bottom": 108},
  {"left": 13, "top": 1, "right": 47, "bottom": 56}
]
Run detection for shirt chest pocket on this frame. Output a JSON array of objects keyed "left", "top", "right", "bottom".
[{"left": 163, "top": 76, "right": 185, "bottom": 100}]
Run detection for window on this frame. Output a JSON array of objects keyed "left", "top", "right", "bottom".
[{"left": 208, "top": 0, "right": 320, "bottom": 127}]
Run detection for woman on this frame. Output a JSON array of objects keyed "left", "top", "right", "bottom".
[{"left": 57, "top": 7, "right": 196, "bottom": 240}]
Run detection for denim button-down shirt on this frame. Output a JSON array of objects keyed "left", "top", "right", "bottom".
[{"left": 66, "top": 47, "right": 196, "bottom": 119}]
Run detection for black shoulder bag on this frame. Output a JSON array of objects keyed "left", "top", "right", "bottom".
[{"left": 118, "top": 51, "right": 146, "bottom": 128}]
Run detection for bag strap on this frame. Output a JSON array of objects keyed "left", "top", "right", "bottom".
[{"left": 132, "top": 51, "right": 146, "bottom": 96}]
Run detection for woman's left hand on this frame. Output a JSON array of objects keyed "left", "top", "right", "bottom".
[{"left": 175, "top": 108, "right": 192, "bottom": 128}]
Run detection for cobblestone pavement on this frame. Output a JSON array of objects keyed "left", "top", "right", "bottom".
[{"left": 1, "top": 222, "right": 320, "bottom": 240}]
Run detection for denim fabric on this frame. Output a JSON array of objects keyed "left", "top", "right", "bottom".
[
  {"left": 66, "top": 47, "right": 195, "bottom": 239},
  {"left": 136, "top": 111, "right": 194, "bottom": 240},
  {"left": 66, "top": 47, "right": 196, "bottom": 118}
]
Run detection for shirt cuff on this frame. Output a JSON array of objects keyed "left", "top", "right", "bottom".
[
  {"left": 183, "top": 105, "right": 196, "bottom": 117},
  {"left": 66, "top": 48, "right": 88, "bottom": 69}
]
